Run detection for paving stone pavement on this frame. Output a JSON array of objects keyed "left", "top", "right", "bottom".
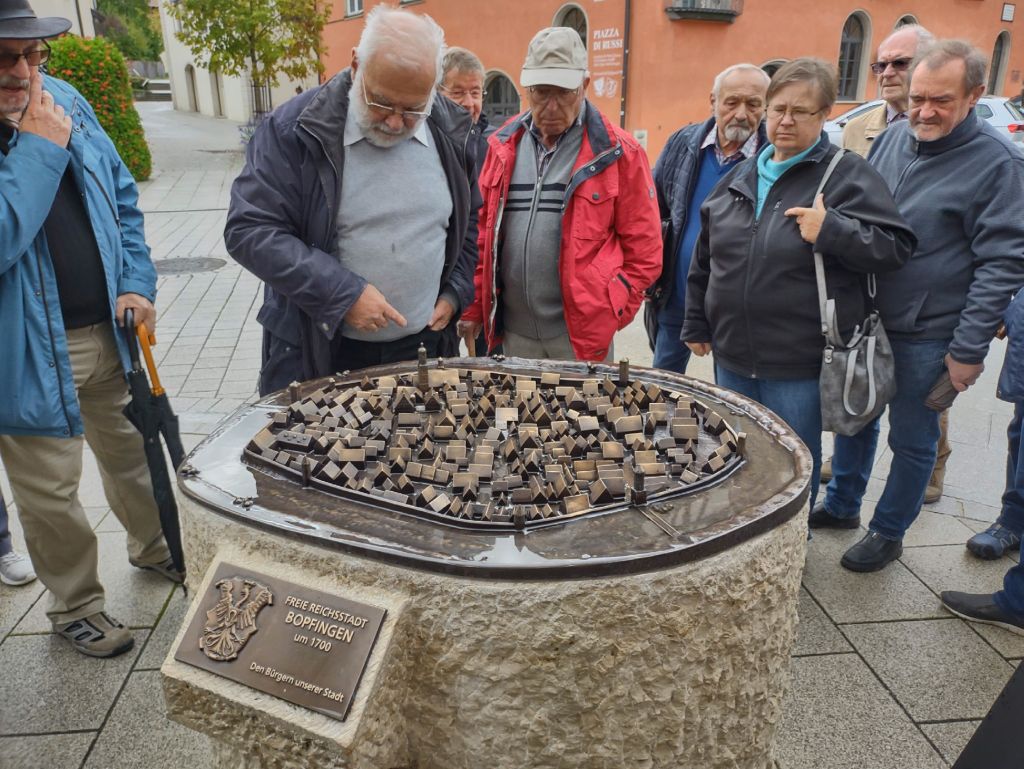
[{"left": 0, "top": 101, "right": 1019, "bottom": 769}]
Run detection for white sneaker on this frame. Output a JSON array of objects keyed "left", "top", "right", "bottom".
[{"left": 0, "top": 549, "right": 36, "bottom": 586}]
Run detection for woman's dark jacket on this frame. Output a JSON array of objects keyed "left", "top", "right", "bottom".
[{"left": 682, "top": 135, "right": 916, "bottom": 380}]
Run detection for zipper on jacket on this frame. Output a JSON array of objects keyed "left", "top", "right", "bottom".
[
  {"left": 562, "top": 144, "right": 622, "bottom": 207},
  {"left": 488, "top": 189, "right": 506, "bottom": 333},
  {"left": 740, "top": 199, "right": 782, "bottom": 378},
  {"left": 34, "top": 247, "right": 74, "bottom": 435},
  {"left": 522, "top": 173, "right": 546, "bottom": 334},
  {"left": 299, "top": 124, "right": 341, "bottom": 248},
  {"left": 893, "top": 156, "right": 920, "bottom": 198},
  {"left": 84, "top": 167, "right": 120, "bottom": 225}
]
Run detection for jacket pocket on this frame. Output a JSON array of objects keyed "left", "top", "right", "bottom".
[
  {"left": 607, "top": 272, "right": 632, "bottom": 330},
  {"left": 571, "top": 190, "right": 618, "bottom": 241},
  {"left": 256, "top": 293, "right": 302, "bottom": 346}
]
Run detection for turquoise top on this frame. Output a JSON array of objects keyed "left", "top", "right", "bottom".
[{"left": 755, "top": 142, "right": 817, "bottom": 218}]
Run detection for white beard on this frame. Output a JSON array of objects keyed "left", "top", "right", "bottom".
[
  {"left": 351, "top": 72, "right": 427, "bottom": 149},
  {"left": 723, "top": 122, "right": 753, "bottom": 143}
]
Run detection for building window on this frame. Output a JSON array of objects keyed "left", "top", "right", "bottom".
[
  {"left": 838, "top": 13, "right": 867, "bottom": 101},
  {"left": 346, "top": 0, "right": 363, "bottom": 16},
  {"left": 484, "top": 72, "right": 521, "bottom": 123},
  {"left": 895, "top": 15, "right": 918, "bottom": 29},
  {"left": 989, "top": 32, "right": 1010, "bottom": 93},
  {"left": 761, "top": 59, "right": 787, "bottom": 78},
  {"left": 554, "top": 4, "right": 588, "bottom": 48}
]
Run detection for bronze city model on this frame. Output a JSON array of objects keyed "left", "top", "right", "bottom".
[{"left": 243, "top": 349, "right": 746, "bottom": 531}]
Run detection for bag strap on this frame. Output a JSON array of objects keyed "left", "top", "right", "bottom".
[{"left": 812, "top": 149, "right": 847, "bottom": 347}]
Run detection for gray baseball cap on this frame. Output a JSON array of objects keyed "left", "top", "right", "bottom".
[{"left": 520, "top": 27, "right": 587, "bottom": 89}]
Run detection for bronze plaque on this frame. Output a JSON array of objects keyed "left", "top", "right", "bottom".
[{"left": 174, "top": 562, "right": 387, "bottom": 721}]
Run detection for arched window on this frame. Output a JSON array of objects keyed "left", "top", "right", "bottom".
[
  {"left": 484, "top": 72, "right": 521, "bottom": 123},
  {"left": 838, "top": 13, "right": 868, "bottom": 101},
  {"left": 554, "top": 4, "right": 588, "bottom": 48},
  {"left": 895, "top": 15, "right": 918, "bottom": 29},
  {"left": 989, "top": 31, "right": 1011, "bottom": 94},
  {"left": 761, "top": 59, "right": 788, "bottom": 78}
]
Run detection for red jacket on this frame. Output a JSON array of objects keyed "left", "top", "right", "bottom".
[{"left": 462, "top": 105, "right": 662, "bottom": 361}]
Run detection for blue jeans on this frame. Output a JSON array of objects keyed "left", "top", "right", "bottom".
[
  {"left": 998, "top": 403, "right": 1024, "bottom": 536},
  {"left": 996, "top": 538, "right": 1024, "bottom": 620},
  {"left": 715, "top": 364, "right": 821, "bottom": 510},
  {"left": 0, "top": 496, "right": 11, "bottom": 556},
  {"left": 824, "top": 338, "right": 949, "bottom": 540},
  {"left": 653, "top": 306, "right": 691, "bottom": 374}
]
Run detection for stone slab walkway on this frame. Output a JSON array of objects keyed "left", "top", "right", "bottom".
[{"left": 0, "top": 101, "right": 1018, "bottom": 769}]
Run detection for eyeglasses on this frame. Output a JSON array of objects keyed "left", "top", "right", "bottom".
[
  {"left": 360, "top": 77, "right": 431, "bottom": 125},
  {"left": 870, "top": 57, "right": 913, "bottom": 75},
  {"left": 0, "top": 44, "right": 49, "bottom": 70},
  {"left": 440, "top": 85, "right": 486, "bottom": 100},
  {"left": 527, "top": 85, "right": 580, "bottom": 106},
  {"left": 766, "top": 105, "right": 827, "bottom": 123}
]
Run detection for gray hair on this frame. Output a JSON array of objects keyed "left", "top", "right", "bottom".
[
  {"left": 442, "top": 46, "right": 484, "bottom": 80},
  {"left": 767, "top": 57, "right": 839, "bottom": 110},
  {"left": 912, "top": 39, "right": 988, "bottom": 92},
  {"left": 712, "top": 63, "right": 770, "bottom": 101},
  {"left": 881, "top": 24, "right": 935, "bottom": 53},
  {"left": 354, "top": 5, "right": 446, "bottom": 83}
]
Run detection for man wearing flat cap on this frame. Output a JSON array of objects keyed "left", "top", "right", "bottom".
[
  {"left": 0, "top": 0, "right": 180, "bottom": 658},
  {"left": 459, "top": 27, "right": 661, "bottom": 361}
]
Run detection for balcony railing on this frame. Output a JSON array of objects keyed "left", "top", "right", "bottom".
[{"left": 665, "top": 0, "right": 744, "bottom": 22}]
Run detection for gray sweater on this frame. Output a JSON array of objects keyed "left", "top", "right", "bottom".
[
  {"left": 499, "top": 116, "right": 584, "bottom": 340},
  {"left": 869, "top": 111, "right": 1024, "bottom": 364}
]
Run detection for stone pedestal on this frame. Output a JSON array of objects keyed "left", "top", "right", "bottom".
[
  {"left": 163, "top": 506, "right": 805, "bottom": 769},
  {"left": 161, "top": 362, "right": 810, "bottom": 769}
]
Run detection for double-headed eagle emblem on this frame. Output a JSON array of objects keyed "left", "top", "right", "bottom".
[{"left": 199, "top": 577, "right": 274, "bottom": 662}]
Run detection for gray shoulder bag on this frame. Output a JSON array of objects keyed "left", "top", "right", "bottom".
[{"left": 814, "top": 149, "right": 896, "bottom": 436}]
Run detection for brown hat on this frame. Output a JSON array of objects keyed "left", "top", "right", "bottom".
[
  {"left": 520, "top": 27, "right": 587, "bottom": 90},
  {"left": 0, "top": 0, "right": 71, "bottom": 39}
]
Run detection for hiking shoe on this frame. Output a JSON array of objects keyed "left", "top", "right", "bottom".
[
  {"left": 808, "top": 501, "right": 860, "bottom": 529},
  {"left": 129, "top": 556, "right": 185, "bottom": 584},
  {"left": 55, "top": 612, "right": 134, "bottom": 658},
  {"left": 0, "top": 550, "right": 36, "bottom": 586},
  {"left": 841, "top": 531, "right": 903, "bottom": 572},
  {"left": 941, "top": 591, "right": 1024, "bottom": 637},
  {"left": 966, "top": 524, "right": 1022, "bottom": 560}
]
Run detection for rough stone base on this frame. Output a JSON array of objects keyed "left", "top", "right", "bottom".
[{"left": 162, "top": 496, "right": 807, "bottom": 769}]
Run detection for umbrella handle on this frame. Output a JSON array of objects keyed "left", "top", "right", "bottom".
[
  {"left": 123, "top": 308, "right": 143, "bottom": 373},
  {"left": 134, "top": 323, "right": 164, "bottom": 396},
  {"left": 136, "top": 323, "right": 165, "bottom": 397}
]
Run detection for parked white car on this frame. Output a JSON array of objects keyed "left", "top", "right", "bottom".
[{"left": 825, "top": 96, "right": 1024, "bottom": 148}]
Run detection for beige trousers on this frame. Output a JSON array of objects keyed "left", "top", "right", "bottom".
[{"left": 0, "top": 323, "right": 169, "bottom": 624}]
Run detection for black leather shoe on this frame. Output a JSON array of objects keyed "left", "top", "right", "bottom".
[
  {"left": 840, "top": 532, "right": 903, "bottom": 572},
  {"left": 808, "top": 501, "right": 860, "bottom": 529},
  {"left": 941, "top": 591, "right": 1024, "bottom": 636}
]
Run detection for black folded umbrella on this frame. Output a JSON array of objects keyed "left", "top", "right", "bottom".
[{"left": 121, "top": 309, "right": 186, "bottom": 576}]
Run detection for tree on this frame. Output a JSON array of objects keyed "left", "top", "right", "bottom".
[
  {"left": 167, "top": 0, "right": 330, "bottom": 116},
  {"left": 48, "top": 36, "right": 152, "bottom": 180},
  {"left": 97, "top": 0, "right": 163, "bottom": 61}
]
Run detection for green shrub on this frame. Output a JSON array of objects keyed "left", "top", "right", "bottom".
[{"left": 47, "top": 35, "right": 152, "bottom": 180}]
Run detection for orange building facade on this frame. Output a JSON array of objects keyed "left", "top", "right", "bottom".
[{"left": 322, "top": 0, "right": 1023, "bottom": 158}]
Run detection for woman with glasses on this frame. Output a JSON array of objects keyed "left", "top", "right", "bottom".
[{"left": 682, "top": 57, "right": 915, "bottom": 510}]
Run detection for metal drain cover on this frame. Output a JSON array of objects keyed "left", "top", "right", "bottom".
[{"left": 155, "top": 257, "right": 227, "bottom": 275}]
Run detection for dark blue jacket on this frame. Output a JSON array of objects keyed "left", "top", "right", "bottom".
[
  {"left": 643, "top": 117, "right": 767, "bottom": 347},
  {"left": 999, "top": 292, "right": 1024, "bottom": 402},
  {"left": 225, "top": 70, "right": 479, "bottom": 395},
  {"left": 869, "top": 111, "right": 1024, "bottom": 364}
]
